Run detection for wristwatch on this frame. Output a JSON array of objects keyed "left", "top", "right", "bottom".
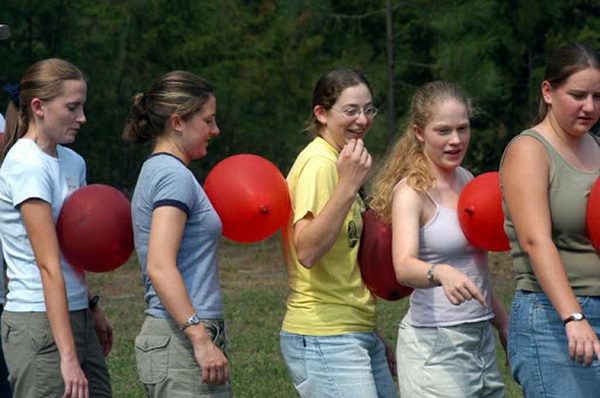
[
  {"left": 179, "top": 314, "right": 201, "bottom": 331},
  {"left": 426, "top": 263, "right": 438, "bottom": 285},
  {"left": 563, "top": 312, "right": 585, "bottom": 325}
]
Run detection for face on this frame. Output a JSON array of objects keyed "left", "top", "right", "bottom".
[
  {"left": 177, "top": 95, "right": 219, "bottom": 161},
  {"left": 315, "top": 83, "right": 374, "bottom": 151},
  {"left": 543, "top": 67, "right": 600, "bottom": 137},
  {"left": 34, "top": 79, "right": 87, "bottom": 145},
  {"left": 416, "top": 98, "right": 470, "bottom": 171}
]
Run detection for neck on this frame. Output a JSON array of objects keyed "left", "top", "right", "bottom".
[
  {"left": 153, "top": 138, "right": 190, "bottom": 165},
  {"left": 544, "top": 113, "right": 583, "bottom": 149},
  {"left": 23, "top": 125, "right": 58, "bottom": 157}
]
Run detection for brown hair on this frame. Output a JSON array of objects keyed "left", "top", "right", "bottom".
[
  {"left": 369, "top": 81, "right": 472, "bottom": 222},
  {"left": 122, "top": 71, "right": 214, "bottom": 143},
  {"left": 305, "top": 66, "right": 373, "bottom": 136},
  {"left": 1, "top": 58, "right": 85, "bottom": 162},
  {"left": 536, "top": 42, "right": 598, "bottom": 123}
]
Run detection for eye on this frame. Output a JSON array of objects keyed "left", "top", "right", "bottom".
[
  {"left": 343, "top": 108, "right": 360, "bottom": 117},
  {"left": 569, "top": 92, "right": 586, "bottom": 100}
]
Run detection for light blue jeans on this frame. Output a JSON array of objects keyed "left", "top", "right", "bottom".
[
  {"left": 509, "top": 290, "right": 600, "bottom": 398},
  {"left": 280, "top": 331, "right": 398, "bottom": 398}
]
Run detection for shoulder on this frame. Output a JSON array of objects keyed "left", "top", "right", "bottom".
[
  {"left": 57, "top": 145, "right": 86, "bottom": 168},
  {"left": 2, "top": 140, "right": 47, "bottom": 174},
  {"left": 393, "top": 180, "right": 425, "bottom": 208}
]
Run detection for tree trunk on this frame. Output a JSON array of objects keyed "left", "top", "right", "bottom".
[{"left": 385, "top": 0, "right": 396, "bottom": 145}]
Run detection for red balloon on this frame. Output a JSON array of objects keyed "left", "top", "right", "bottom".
[
  {"left": 587, "top": 178, "right": 600, "bottom": 251},
  {"left": 358, "top": 209, "right": 413, "bottom": 301},
  {"left": 204, "top": 154, "right": 290, "bottom": 243},
  {"left": 457, "top": 172, "right": 509, "bottom": 252},
  {"left": 57, "top": 184, "right": 134, "bottom": 272}
]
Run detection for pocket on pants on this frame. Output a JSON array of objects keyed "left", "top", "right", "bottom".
[
  {"left": 135, "top": 334, "right": 170, "bottom": 384},
  {"left": 280, "top": 332, "right": 308, "bottom": 387}
]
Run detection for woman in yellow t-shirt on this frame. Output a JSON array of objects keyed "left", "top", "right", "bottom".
[{"left": 280, "top": 66, "right": 397, "bottom": 398}]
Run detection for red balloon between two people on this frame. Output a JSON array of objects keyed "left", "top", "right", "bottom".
[{"left": 204, "top": 154, "right": 291, "bottom": 243}]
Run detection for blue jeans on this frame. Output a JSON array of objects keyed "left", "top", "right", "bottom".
[
  {"left": 509, "top": 290, "right": 600, "bottom": 398},
  {"left": 280, "top": 330, "right": 397, "bottom": 398}
]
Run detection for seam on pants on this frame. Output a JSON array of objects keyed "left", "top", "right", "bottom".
[
  {"left": 530, "top": 301, "right": 548, "bottom": 397},
  {"left": 315, "top": 337, "right": 342, "bottom": 397}
]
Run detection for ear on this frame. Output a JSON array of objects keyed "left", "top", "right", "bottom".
[
  {"left": 30, "top": 98, "right": 44, "bottom": 118},
  {"left": 413, "top": 124, "right": 424, "bottom": 143},
  {"left": 169, "top": 114, "right": 183, "bottom": 134},
  {"left": 314, "top": 105, "right": 329, "bottom": 126},
  {"left": 541, "top": 81, "right": 553, "bottom": 106}
]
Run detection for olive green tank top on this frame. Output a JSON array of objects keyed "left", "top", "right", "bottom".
[{"left": 502, "top": 129, "right": 600, "bottom": 295}]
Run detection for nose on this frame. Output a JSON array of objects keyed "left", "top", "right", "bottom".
[
  {"left": 355, "top": 110, "right": 369, "bottom": 126},
  {"left": 210, "top": 122, "right": 220, "bottom": 136},
  {"left": 582, "top": 95, "right": 594, "bottom": 113},
  {"left": 449, "top": 131, "right": 461, "bottom": 144},
  {"left": 78, "top": 110, "right": 86, "bottom": 125}
]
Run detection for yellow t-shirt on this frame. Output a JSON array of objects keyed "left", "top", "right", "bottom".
[{"left": 281, "top": 137, "right": 375, "bottom": 335}]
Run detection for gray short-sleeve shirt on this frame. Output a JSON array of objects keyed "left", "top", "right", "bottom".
[{"left": 131, "top": 153, "right": 223, "bottom": 318}]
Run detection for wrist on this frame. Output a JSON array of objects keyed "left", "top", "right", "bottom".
[
  {"left": 563, "top": 311, "right": 585, "bottom": 325},
  {"left": 426, "top": 263, "right": 441, "bottom": 286}
]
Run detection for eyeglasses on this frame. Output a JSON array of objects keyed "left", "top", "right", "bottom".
[{"left": 331, "top": 106, "right": 378, "bottom": 119}]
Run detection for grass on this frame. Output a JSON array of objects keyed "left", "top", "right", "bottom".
[{"left": 88, "top": 237, "right": 523, "bottom": 397}]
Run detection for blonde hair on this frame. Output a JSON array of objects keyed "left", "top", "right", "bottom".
[
  {"left": 369, "top": 81, "right": 472, "bottom": 223},
  {"left": 1, "top": 58, "right": 85, "bottom": 163}
]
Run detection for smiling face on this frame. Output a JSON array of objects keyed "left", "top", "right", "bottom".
[
  {"left": 33, "top": 79, "right": 87, "bottom": 146},
  {"left": 416, "top": 98, "right": 470, "bottom": 171},
  {"left": 543, "top": 66, "right": 600, "bottom": 137},
  {"left": 315, "top": 83, "right": 374, "bottom": 151},
  {"left": 177, "top": 95, "right": 219, "bottom": 161}
]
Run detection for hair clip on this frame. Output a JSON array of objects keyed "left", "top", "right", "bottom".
[{"left": 3, "top": 84, "right": 20, "bottom": 107}]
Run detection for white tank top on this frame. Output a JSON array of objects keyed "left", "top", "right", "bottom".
[{"left": 402, "top": 168, "right": 494, "bottom": 327}]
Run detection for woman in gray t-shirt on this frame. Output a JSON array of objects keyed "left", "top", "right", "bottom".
[{"left": 124, "top": 71, "right": 231, "bottom": 397}]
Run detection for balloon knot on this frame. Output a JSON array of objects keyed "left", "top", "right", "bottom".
[
  {"left": 465, "top": 207, "right": 475, "bottom": 215},
  {"left": 260, "top": 206, "right": 269, "bottom": 214}
]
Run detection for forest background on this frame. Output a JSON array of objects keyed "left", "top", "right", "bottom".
[{"left": 1, "top": 0, "right": 598, "bottom": 192}]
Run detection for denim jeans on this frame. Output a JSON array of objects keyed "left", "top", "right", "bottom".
[
  {"left": 509, "top": 290, "right": 600, "bottom": 398},
  {"left": 280, "top": 330, "right": 398, "bottom": 398}
]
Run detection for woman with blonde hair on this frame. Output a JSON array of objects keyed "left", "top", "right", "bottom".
[
  {"left": 0, "top": 58, "right": 112, "bottom": 397},
  {"left": 370, "top": 81, "right": 507, "bottom": 397}
]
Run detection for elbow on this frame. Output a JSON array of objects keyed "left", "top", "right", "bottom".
[
  {"left": 146, "top": 260, "right": 161, "bottom": 282},
  {"left": 393, "top": 258, "right": 410, "bottom": 285},
  {"left": 296, "top": 249, "right": 316, "bottom": 269},
  {"left": 519, "top": 235, "right": 551, "bottom": 257}
]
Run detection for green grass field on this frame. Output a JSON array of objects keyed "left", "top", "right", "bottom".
[{"left": 89, "top": 237, "right": 523, "bottom": 397}]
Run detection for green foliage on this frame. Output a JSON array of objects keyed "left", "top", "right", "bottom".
[{"left": 0, "top": 0, "right": 597, "bottom": 187}]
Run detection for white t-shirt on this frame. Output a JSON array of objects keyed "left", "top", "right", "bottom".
[{"left": 0, "top": 138, "right": 88, "bottom": 311}]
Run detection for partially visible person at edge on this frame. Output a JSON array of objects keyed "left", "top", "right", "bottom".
[
  {"left": 369, "top": 81, "right": 508, "bottom": 397},
  {"left": 500, "top": 42, "right": 600, "bottom": 397},
  {"left": 123, "top": 71, "right": 231, "bottom": 397},
  {"left": 0, "top": 58, "right": 112, "bottom": 398},
  {"left": 280, "top": 66, "right": 398, "bottom": 398},
  {"left": 0, "top": 109, "right": 9, "bottom": 397}
]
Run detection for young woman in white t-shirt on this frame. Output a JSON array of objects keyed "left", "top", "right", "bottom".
[{"left": 0, "top": 58, "right": 112, "bottom": 398}]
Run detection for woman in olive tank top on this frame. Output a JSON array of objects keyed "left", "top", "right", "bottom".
[{"left": 501, "top": 42, "right": 600, "bottom": 397}]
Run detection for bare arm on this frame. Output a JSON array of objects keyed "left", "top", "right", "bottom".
[
  {"left": 294, "top": 139, "right": 371, "bottom": 268},
  {"left": 21, "top": 199, "right": 88, "bottom": 398},
  {"left": 490, "top": 291, "right": 509, "bottom": 354},
  {"left": 501, "top": 136, "right": 600, "bottom": 365},
  {"left": 147, "top": 206, "right": 228, "bottom": 384},
  {"left": 391, "top": 184, "right": 485, "bottom": 306}
]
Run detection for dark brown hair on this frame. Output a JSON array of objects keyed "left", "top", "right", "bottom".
[{"left": 122, "top": 71, "right": 214, "bottom": 143}]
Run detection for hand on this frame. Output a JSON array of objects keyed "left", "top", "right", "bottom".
[
  {"left": 435, "top": 264, "right": 486, "bottom": 307},
  {"left": 91, "top": 306, "right": 113, "bottom": 356},
  {"left": 336, "top": 139, "right": 372, "bottom": 193},
  {"left": 193, "top": 338, "right": 230, "bottom": 385},
  {"left": 565, "top": 320, "right": 600, "bottom": 366},
  {"left": 496, "top": 324, "right": 509, "bottom": 366},
  {"left": 60, "top": 354, "right": 88, "bottom": 398},
  {"left": 376, "top": 331, "right": 397, "bottom": 376}
]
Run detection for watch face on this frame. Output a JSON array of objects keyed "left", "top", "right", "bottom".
[
  {"left": 190, "top": 315, "right": 201, "bottom": 324},
  {"left": 573, "top": 313, "right": 584, "bottom": 321}
]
